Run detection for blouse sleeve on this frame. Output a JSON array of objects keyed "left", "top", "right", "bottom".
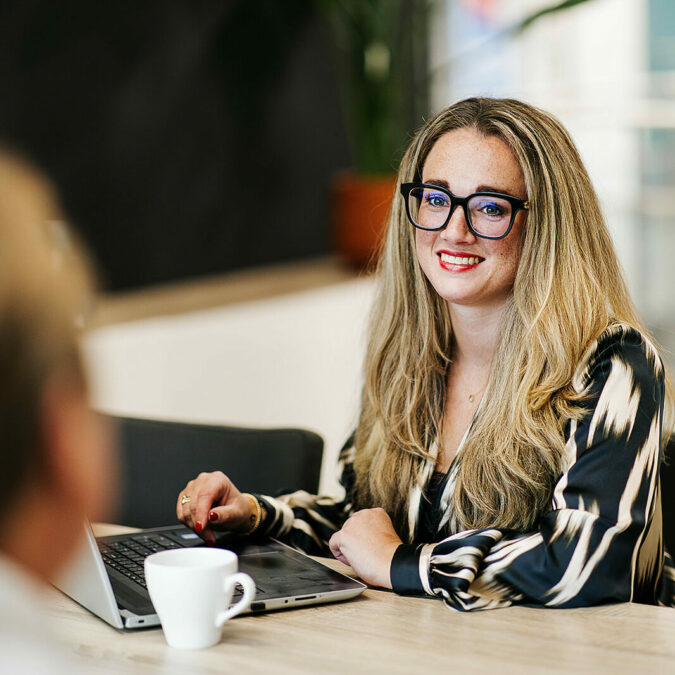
[
  {"left": 390, "top": 327, "right": 666, "bottom": 610},
  {"left": 252, "top": 439, "right": 356, "bottom": 556}
]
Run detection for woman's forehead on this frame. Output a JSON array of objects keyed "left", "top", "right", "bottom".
[{"left": 422, "top": 128, "right": 526, "bottom": 195}]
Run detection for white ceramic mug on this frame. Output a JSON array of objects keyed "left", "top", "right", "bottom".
[{"left": 145, "top": 547, "right": 255, "bottom": 649}]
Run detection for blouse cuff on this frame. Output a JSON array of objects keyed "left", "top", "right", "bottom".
[
  {"left": 251, "top": 494, "right": 282, "bottom": 536},
  {"left": 390, "top": 544, "right": 426, "bottom": 595}
]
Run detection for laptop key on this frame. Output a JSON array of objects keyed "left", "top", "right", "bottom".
[{"left": 100, "top": 529, "right": 213, "bottom": 593}]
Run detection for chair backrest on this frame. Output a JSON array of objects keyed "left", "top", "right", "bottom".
[
  {"left": 663, "top": 436, "right": 675, "bottom": 555},
  {"left": 110, "top": 416, "right": 324, "bottom": 528}
]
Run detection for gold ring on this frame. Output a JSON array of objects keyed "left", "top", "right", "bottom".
[{"left": 181, "top": 494, "right": 191, "bottom": 505}]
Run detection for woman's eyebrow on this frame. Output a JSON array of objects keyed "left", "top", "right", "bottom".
[
  {"left": 422, "top": 178, "right": 516, "bottom": 195},
  {"left": 475, "top": 184, "right": 513, "bottom": 194},
  {"left": 422, "top": 178, "right": 450, "bottom": 189}
]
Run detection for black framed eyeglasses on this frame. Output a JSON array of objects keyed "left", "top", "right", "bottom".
[{"left": 400, "top": 182, "right": 529, "bottom": 240}]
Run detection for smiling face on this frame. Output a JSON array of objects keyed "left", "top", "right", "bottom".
[{"left": 415, "top": 127, "right": 528, "bottom": 313}]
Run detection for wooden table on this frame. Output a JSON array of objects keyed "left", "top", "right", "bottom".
[{"left": 45, "top": 525, "right": 675, "bottom": 674}]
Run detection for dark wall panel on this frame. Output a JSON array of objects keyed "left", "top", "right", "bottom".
[{"left": 0, "top": 1, "right": 350, "bottom": 290}]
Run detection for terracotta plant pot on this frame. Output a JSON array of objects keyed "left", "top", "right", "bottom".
[{"left": 332, "top": 172, "right": 397, "bottom": 269}]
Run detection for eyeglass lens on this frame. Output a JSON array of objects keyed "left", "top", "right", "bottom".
[{"left": 407, "top": 186, "right": 514, "bottom": 237}]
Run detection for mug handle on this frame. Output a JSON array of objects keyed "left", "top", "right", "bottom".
[{"left": 215, "top": 572, "right": 256, "bottom": 626}]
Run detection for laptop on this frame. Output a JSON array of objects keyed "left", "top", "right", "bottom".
[{"left": 54, "top": 523, "right": 366, "bottom": 630}]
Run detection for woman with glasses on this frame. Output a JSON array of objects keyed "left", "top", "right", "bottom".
[{"left": 178, "top": 97, "right": 674, "bottom": 610}]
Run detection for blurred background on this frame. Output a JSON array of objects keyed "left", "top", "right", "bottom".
[{"left": 1, "top": 0, "right": 673, "bottom": 493}]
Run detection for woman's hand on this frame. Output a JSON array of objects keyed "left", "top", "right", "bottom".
[
  {"left": 176, "top": 471, "right": 252, "bottom": 545},
  {"left": 328, "top": 508, "right": 402, "bottom": 589}
]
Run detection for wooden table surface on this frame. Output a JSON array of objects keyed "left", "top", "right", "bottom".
[{"left": 45, "top": 525, "right": 675, "bottom": 674}]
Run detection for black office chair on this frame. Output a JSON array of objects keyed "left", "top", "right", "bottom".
[
  {"left": 110, "top": 415, "right": 324, "bottom": 528},
  {"left": 663, "top": 436, "right": 675, "bottom": 555}
]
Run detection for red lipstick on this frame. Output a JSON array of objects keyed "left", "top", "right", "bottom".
[{"left": 437, "top": 249, "right": 484, "bottom": 272}]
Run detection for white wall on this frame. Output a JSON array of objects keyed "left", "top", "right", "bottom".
[{"left": 84, "top": 278, "right": 375, "bottom": 496}]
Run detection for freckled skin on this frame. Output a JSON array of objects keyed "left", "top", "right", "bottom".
[{"left": 415, "top": 128, "right": 528, "bottom": 313}]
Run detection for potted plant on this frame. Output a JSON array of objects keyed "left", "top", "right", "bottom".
[{"left": 318, "top": 0, "right": 430, "bottom": 268}]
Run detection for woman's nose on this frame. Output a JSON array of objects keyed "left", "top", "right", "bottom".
[{"left": 440, "top": 204, "right": 476, "bottom": 243}]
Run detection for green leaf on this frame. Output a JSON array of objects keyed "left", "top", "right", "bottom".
[{"left": 515, "top": 0, "right": 595, "bottom": 33}]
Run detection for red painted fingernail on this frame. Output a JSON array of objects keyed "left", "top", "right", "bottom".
[
  {"left": 209, "top": 511, "right": 217, "bottom": 522},
  {"left": 195, "top": 521, "right": 203, "bottom": 534}
]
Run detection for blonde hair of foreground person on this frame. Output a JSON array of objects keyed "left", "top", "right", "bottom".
[
  {"left": 354, "top": 97, "right": 674, "bottom": 539},
  {"left": 0, "top": 153, "right": 115, "bottom": 581}
]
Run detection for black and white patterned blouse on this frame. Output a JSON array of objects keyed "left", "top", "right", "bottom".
[{"left": 255, "top": 324, "right": 675, "bottom": 611}]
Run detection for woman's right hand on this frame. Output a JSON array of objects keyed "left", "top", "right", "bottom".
[{"left": 176, "top": 471, "right": 253, "bottom": 545}]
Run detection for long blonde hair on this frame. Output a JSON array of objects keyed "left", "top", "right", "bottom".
[{"left": 353, "top": 97, "right": 673, "bottom": 540}]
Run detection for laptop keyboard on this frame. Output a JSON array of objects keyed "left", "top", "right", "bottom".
[
  {"left": 99, "top": 533, "right": 265, "bottom": 597},
  {"left": 98, "top": 534, "right": 183, "bottom": 588}
]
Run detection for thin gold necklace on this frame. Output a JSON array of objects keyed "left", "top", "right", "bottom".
[
  {"left": 467, "top": 385, "right": 486, "bottom": 403},
  {"left": 451, "top": 366, "right": 488, "bottom": 403},
  {"left": 456, "top": 373, "right": 487, "bottom": 403}
]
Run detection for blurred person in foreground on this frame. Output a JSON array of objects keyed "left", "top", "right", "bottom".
[
  {"left": 178, "top": 97, "right": 674, "bottom": 610},
  {"left": 0, "top": 154, "right": 115, "bottom": 670}
]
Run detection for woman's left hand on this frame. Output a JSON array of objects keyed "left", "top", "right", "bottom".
[{"left": 328, "top": 508, "right": 402, "bottom": 589}]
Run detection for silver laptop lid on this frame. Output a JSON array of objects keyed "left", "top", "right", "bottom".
[{"left": 52, "top": 523, "right": 124, "bottom": 629}]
